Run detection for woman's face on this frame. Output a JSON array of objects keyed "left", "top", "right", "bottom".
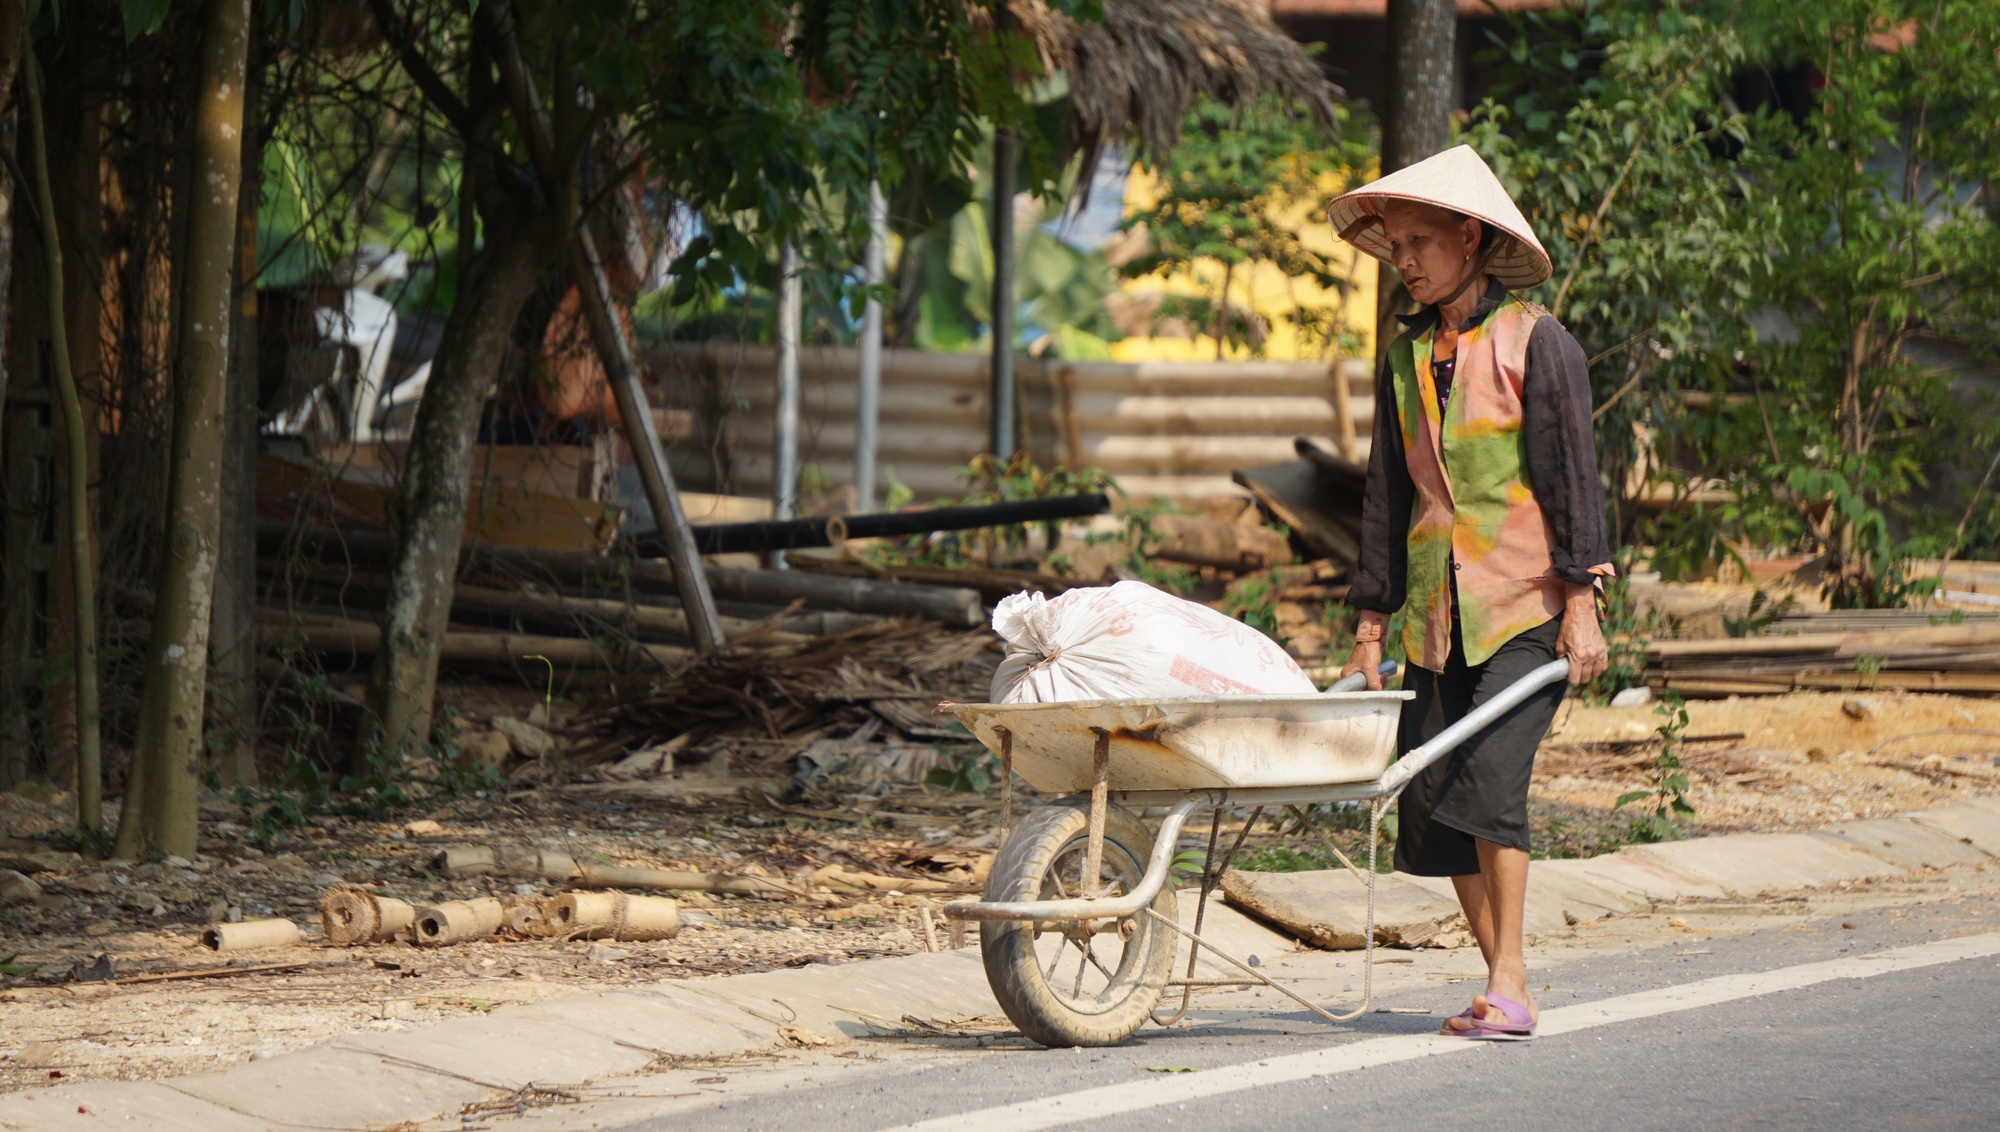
[{"left": 1381, "top": 202, "right": 1483, "bottom": 306}]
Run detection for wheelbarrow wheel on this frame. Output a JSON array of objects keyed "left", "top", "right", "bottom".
[{"left": 981, "top": 798, "right": 1177, "bottom": 1047}]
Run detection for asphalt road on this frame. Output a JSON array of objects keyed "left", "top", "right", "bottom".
[{"left": 607, "top": 893, "right": 2000, "bottom": 1132}]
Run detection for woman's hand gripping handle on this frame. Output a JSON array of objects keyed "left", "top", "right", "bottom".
[{"left": 1338, "top": 610, "right": 1393, "bottom": 691}]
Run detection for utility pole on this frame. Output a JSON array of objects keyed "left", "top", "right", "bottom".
[
  {"left": 772, "top": 241, "right": 802, "bottom": 566},
  {"left": 856, "top": 181, "right": 886, "bottom": 510},
  {"left": 988, "top": 128, "right": 1018, "bottom": 460}
]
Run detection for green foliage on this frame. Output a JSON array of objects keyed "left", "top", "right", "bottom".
[
  {"left": 925, "top": 748, "right": 997, "bottom": 794},
  {"left": 897, "top": 144, "right": 1127, "bottom": 357},
  {"left": 1168, "top": 847, "right": 1206, "bottom": 883},
  {"left": 230, "top": 748, "right": 332, "bottom": 853},
  {"left": 0, "top": 954, "right": 38, "bottom": 977},
  {"left": 1120, "top": 94, "right": 1373, "bottom": 358},
  {"left": 1221, "top": 573, "right": 1287, "bottom": 647},
  {"left": 1613, "top": 691, "right": 1695, "bottom": 841},
  {"left": 1470, "top": 0, "right": 2000, "bottom": 608}
]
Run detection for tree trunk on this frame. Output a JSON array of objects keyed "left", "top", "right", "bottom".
[
  {"left": 0, "top": 0, "right": 27, "bottom": 447},
  {"left": 116, "top": 0, "right": 252, "bottom": 860},
  {"left": 1376, "top": 0, "right": 1456, "bottom": 361},
  {"left": 359, "top": 228, "right": 544, "bottom": 770},
  {"left": 210, "top": 37, "right": 260, "bottom": 788}
]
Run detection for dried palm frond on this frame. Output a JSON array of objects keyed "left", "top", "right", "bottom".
[{"left": 1007, "top": 0, "right": 1341, "bottom": 173}]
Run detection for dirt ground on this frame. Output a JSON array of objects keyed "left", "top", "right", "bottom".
[{"left": 3, "top": 684, "right": 1997, "bottom": 1093}]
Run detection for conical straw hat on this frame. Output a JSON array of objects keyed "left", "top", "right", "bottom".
[{"left": 1326, "top": 145, "right": 1552, "bottom": 290}]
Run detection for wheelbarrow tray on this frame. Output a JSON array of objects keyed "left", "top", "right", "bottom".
[{"left": 948, "top": 691, "right": 1413, "bottom": 793}]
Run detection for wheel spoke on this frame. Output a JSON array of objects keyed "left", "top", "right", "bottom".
[
  {"left": 1048, "top": 863, "right": 1072, "bottom": 900},
  {"left": 1081, "top": 936, "right": 1117, "bottom": 982},
  {"left": 1044, "top": 940, "right": 1067, "bottom": 982},
  {"left": 1069, "top": 939, "right": 1089, "bottom": 997}
]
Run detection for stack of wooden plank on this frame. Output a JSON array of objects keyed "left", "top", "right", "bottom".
[{"left": 1643, "top": 615, "right": 2000, "bottom": 696}]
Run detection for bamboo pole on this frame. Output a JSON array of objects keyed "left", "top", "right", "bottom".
[
  {"left": 24, "top": 49, "right": 101, "bottom": 843},
  {"left": 486, "top": 10, "right": 724, "bottom": 653}
]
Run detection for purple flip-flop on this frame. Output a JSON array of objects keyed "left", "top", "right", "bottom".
[
  {"left": 1468, "top": 994, "right": 1537, "bottom": 1040},
  {"left": 1439, "top": 1006, "right": 1481, "bottom": 1037}
]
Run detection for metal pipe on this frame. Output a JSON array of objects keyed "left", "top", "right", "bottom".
[
  {"left": 943, "top": 795, "right": 1205, "bottom": 922},
  {"left": 660, "top": 492, "right": 1111, "bottom": 556},
  {"left": 988, "top": 128, "right": 1018, "bottom": 459},
  {"left": 856, "top": 180, "right": 886, "bottom": 510},
  {"left": 773, "top": 241, "right": 802, "bottom": 567}
]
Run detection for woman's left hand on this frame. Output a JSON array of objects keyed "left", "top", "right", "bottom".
[{"left": 1558, "top": 584, "right": 1608, "bottom": 685}]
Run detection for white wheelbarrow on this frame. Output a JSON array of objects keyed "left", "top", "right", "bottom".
[{"left": 941, "top": 658, "right": 1573, "bottom": 1047}]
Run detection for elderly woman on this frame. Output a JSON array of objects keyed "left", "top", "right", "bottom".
[{"left": 1328, "top": 146, "right": 1613, "bottom": 1039}]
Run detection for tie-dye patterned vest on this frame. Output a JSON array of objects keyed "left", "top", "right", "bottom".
[{"left": 1388, "top": 295, "right": 1563, "bottom": 672}]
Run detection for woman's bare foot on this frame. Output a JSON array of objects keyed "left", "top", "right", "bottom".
[{"left": 1444, "top": 971, "right": 1537, "bottom": 1033}]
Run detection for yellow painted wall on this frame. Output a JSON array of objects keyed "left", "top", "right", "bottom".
[{"left": 1109, "top": 166, "right": 1379, "bottom": 363}]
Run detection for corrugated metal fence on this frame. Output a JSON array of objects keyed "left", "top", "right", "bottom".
[{"left": 649, "top": 342, "right": 1373, "bottom": 506}]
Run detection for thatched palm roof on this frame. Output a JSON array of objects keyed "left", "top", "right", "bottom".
[{"left": 1008, "top": 0, "right": 1342, "bottom": 170}]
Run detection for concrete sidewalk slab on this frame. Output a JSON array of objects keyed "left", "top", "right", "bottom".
[
  {"left": 1907, "top": 800, "right": 2000, "bottom": 856},
  {"left": 341, "top": 1010, "right": 655, "bottom": 1089},
  {"left": 1811, "top": 818, "right": 1994, "bottom": 870},
  {"left": 1547, "top": 852, "right": 1725, "bottom": 904},
  {"left": 161, "top": 1044, "right": 490, "bottom": 1128},
  {"left": 1520, "top": 865, "right": 1643, "bottom": 927},
  {"left": 524, "top": 984, "right": 775, "bottom": 1058},
  {"left": 684, "top": 949, "right": 997, "bottom": 1040},
  {"left": 0, "top": 1081, "right": 265, "bottom": 1132},
  {"left": 1624, "top": 832, "right": 1905, "bottom": 896}
]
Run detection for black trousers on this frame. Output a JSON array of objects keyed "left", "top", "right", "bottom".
[{"left": 1391, "top": 613, "right": 1565, "bottom": 878}]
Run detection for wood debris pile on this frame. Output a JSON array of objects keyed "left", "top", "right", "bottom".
[{"left": 562, "top": 619, "right": 1000, "bottom": 793}]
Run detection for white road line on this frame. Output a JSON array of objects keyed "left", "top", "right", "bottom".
[{"left": 882, "top": 931, "right": 2000, "bottom": 1132}]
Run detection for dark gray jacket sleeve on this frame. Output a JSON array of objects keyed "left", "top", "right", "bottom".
[
  {"left": 1349, "top": 351, "right": 1413, "bottom": 614},
  {"left": 1521, "top": 318, "right": 1613, "bottom": 584}
]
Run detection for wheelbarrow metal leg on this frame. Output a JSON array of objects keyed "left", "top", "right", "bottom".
[
  {"left": 1153, "top": 803, "right": 1264, "bottom": 1028},
  {"left": 995, "top": 725, "right": 1014, "bottom": 840},
  {"left": 1083, "top": 728, "right": 1111, "bottom": 899}
]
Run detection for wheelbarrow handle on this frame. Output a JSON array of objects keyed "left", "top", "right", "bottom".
[
  {"left": 1377, "top": 658, "right": 1572, "bottom": 793},
  {"left": 1325, "top": 659, "right": 1400, "bottom": 694}
]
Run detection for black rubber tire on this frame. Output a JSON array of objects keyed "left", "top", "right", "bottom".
[{"left": 980, "top": 798, "right": 1178, "bottom": 1047}]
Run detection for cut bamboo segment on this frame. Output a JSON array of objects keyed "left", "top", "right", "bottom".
[
  {"left": 201, "top": 919, "right": 303, "bottom": 951},
  {"left": 412, "top": 897, "right": 505, "bottom": 946},
  {"left": 504, "top": 896, "right": 549, "bottom": 936},
  {"left": 320, "top": 887, "right": 416, "bottom": 946},
  {"left": 545, "top": 892, "right": 680, "bottom": 941}
]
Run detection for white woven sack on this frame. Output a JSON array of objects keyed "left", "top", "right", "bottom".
[{"left": 989, "top": 581, "right": 1315, "bottom": 704}]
